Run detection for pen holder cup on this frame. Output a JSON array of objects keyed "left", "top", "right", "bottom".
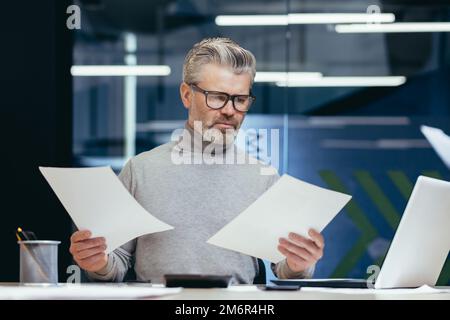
[{"left": 18, "top": 240, "right": 61, "bottom": 284}]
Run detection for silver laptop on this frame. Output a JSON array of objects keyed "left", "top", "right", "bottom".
[
  {"left": 271, "top": 175, "right": 450, "bottom": 289},
  {"left": 374, "top": 175, "right": 450, "bottom": 288}
]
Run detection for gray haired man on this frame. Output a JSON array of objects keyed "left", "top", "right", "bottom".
[{"left": 69, "top": 38, "right": 325, "bottom": 284}]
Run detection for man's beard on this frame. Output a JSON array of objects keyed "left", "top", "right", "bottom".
[
  {"left": 207, "top": 118, "right": 240, "bottom": 145},
  {"left": 203, "top": 127, "right": 236, "bottom": 146}
]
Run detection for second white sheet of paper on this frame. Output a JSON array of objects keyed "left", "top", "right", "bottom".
[
  {"left": 421, "top": 125, "right": 450, "bottom": 169},
  {"left": 207, "top": 174, "right": 352, "bottom": 263}
]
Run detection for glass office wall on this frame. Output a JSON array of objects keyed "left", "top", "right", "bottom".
[
  {"left": 73, "top": 0, "right": 290, "bottom": 169},
  {"left": 72, "top": 0, "right": 450, "bottom": 283}
]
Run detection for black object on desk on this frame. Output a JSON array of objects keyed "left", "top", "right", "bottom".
[
  {"left": 262, "top": 284, "right": 300, "bottom": 291},
  {"left": 125, "top": 280, "right": 152, "bottom": 285},
  {"left": 271, "top": 278, "right": 369, "bottom": 289},
  {"left": 165, "top": 274, "right": 232, "bottom": 288}
]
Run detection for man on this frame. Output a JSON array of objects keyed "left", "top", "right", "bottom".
[{"left": 69, "top": 37, "right": 325, "bottom": 284}]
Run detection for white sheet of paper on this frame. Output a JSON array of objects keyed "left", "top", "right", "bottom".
[
  {"left": 39, "top": 166, "right": 173, "bottom": 253},
  {"left": 421, "top": 125, "right": 450, "bottom": 169},
  {"left": 207, "top": 174, "right": 351, "bottom": 263},
  {"left": 0, "top": 284, "right": 181, "bottom": 300},
  {"left": 301, "top": 285, "right": 450, "bottom": 295}
]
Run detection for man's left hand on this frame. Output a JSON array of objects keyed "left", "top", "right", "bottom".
[{"left": 277, "top": 229, "right": 325, "bottom": 273}]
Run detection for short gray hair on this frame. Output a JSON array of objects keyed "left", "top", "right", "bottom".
[{"left": 182, "top": 37, "right": 256, "bottom": 86}]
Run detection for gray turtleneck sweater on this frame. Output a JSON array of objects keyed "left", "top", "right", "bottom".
[{"left": 87, "top": 125, "right": 314, "bottom": 284}]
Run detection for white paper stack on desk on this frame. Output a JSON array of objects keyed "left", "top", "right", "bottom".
[{"left": 0, "top": 284, "right": 182, "bottom": 300}]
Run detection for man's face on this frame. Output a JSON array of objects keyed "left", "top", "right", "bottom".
[{"left": 180, "top": 63, "right": 252, "bottom": 136}]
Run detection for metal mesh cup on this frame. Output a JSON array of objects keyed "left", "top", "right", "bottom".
[{"left": 18, "top": 240, "right": 61, "bottom": 284}]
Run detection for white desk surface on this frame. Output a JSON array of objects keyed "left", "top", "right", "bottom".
[
  {"left": 159, "top": 286, "right": 450, "bottom": 300},
  {"left": 0, "top": 283, "right": 449, "bottom": 300}
]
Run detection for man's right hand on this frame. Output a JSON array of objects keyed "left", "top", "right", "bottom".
[{"left": 69, "top": 230, "right": 108, "bottom": 273}]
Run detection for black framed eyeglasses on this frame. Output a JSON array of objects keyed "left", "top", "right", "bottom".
[{"left": 189, "top": 83, "right": 255, "bottom": 112}]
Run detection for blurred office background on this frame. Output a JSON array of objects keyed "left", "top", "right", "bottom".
[{"left": 1, "top": 0, "right": 449, "bottom": 283}]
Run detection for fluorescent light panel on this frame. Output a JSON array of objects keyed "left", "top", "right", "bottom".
[
  {"left": 336, "top": 22, "right": 450, "bottom": 33},
  {"left": 216, "top": 15, "right": 288, "bottom": 26},
  {"left": 255, "top": 72, "right": 323, "bottom": 82},
  {"left": 288, "top": 13, "right": 395, "bottom": 24},
  {"left": 71, "top": 65, "right": 171, "bottom": 76},
  {"left": 276, "top": 76, "right": 406, "bottom": 87},
  {"left": 215, "top": 13, "right": 395, "bottom": 26}
]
